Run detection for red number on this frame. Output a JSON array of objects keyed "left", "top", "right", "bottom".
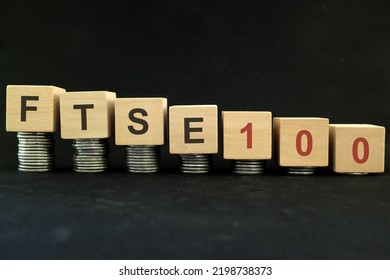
[
  {"left": 296, "top": 130, "right": 313, "bottom": 156},
  {"left": 352, "top": 137, "right": 369, "bottom": 164},
  {"left": 241, "top": 123, "right": 253, "bottom": 149}
]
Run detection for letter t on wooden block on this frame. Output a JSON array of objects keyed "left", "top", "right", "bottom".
[
  {"left": 329, "top": 124, "right": 385, "bottom": 174},
  {"left": 60, "top": 91, "right": 116, "bottom": 173},
  {"left": 169, "top": 105, "right": 218, "bottom": 174},
  {"left": 273, "top": 117, "right": 329, "bottom": 175},
  {"left": 115, "top": 98, "right": 167, "bottom": 173},
  {"left": 6, "top": 85, "right": 66, "bottom": 172},
  {"left": 222, "top": 111, "right": 272, "bottom": 175}
]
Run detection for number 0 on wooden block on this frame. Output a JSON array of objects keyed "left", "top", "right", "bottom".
[
  {"left": 273, "top": 117, "right": 329, "bottom": 167},
  {"left": 329, "top": 124, "right": 385, "bottom": 173},
  {"left": 222, "top": 111, "right": 272, "bottom": 160}
]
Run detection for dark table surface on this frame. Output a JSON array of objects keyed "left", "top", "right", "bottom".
[{"left": 0, "top": 142, "right": 389, "bottom": 260}]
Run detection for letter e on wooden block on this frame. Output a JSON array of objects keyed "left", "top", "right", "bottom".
[
  {"left": 223, "top": 111, "right": 272, "bottom": 160},
  {"left": 115, "top": 98, "right": 167, "bottom": 145},
  {"left": 169, "top": 105, "right": 218, "bottom": 154},
  {"left": 329, "top": 124, "right": 385, "bottom": 173},
  {"left": 273, "top": 117, "right": 329, "bottom": 167},
  {"left": 6, "top": 85, "right": 65, "bottom": 132},
  {"left": 60, "top": 91, "right": 116, "bottom": 139}
]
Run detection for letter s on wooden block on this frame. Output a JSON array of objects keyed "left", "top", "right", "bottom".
[
  {"left": 6, "top": 85, "right": 65, "bottom": 132},
  {"left": 115, "top": 98, "right": 167, "bottom": 145},
  {"left": 169, "top": 105, "right": 218, "bottom": 154},
  {"left": 60, "top": 91, "right": 116, "bottom": 139},
  {"left": 273, "top": 117, "right": 329, "bottom": 167},
  {"left": 329, "top": 124, "right": 385, "bottom": 173},
  {"left": 222, "top": 111, "right": 272, "bottom": 160}
]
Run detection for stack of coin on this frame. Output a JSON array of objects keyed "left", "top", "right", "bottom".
[
  {"left": 178, "top": 154, "right": 213, "bottom": 174},
  {"left": 232, "top": 160, "right": 265, "bottom": 175},
  {"left": 125, "top": 145, "right": 160, "bottom": 173},
  {"left": 72, "top": 138, "right": 109, "bottom": 173},
  {"left": 287, "top": 167, "right": 316, "bottom": 175},
  {"left": 17, "top": 132, "right": 55, "bottom": 172}
]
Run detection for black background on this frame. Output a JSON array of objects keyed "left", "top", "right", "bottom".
[{"left": 0, "top": 0, "right": 389, "bottom": 259}]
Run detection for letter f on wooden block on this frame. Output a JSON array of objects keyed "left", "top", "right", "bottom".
[
  {"left": 273, "top": 117, "right": 329, "bottom": 167},
  {"left": 169, "top": 105, "right": 218, "bottom": 154},
  {"left": 60, "top": 91, "right": 116, "bottom": 139},
  {"left": 6, "top": 85, "right": 65, "bottom": 132},
  {"left": 329, "top": 124, "right": 385, "bottom": 174},
  {"left": 115, "top": 98, "right": 167, "bottom": 145}
]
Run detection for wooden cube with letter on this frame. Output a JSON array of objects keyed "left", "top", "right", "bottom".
[
  {"left": 115, "top": 97, "right": 168, "bottom": 173},
  {"left": 60, "top": 91, "right": 116, "bottom": 139},
  {"left": 273, "top": 117, "right": 329, "bottom": 175},
  {"left": 6, "top": 85, "right": 65, "bottom": 132},
  {"left": 115, "top": 98, "right": 167, "bottom": 145},
  {"left": 222, "top": 111, "right": 272, "bottom": 174},
  {"left": 329, "top": 124, "right": 385, "bottom": 174},
  {"left": 169, "top": 105, "right": 218, "bottom": 173},
  {"left": 6, "top": 85, "right": 66, "bottom": 172},
  {"left": 60, "top": 91, "right": 116, "bottom": 173}
]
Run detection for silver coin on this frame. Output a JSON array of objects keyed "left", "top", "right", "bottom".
[
  {"left": 18, "top": 167, "right": 53, "bottom": 172},
  {"left": 18, "top": 164, "right": 54, "bottom": 170},
  {"left": 74, "top": 165, "right": 109, "bottom": 170},
  {"left": 18, "top": 160, "right": 55, "bottom": 163}
]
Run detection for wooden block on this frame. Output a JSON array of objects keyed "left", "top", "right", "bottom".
[
  {"left": 60, "top": 91, "right": 116, "bottom": 139},
  {"left": 273, "top": 117, "right": 329, "bottom": 167},
  {"left": 115, "top": 98, "right": 167, "bottom": 145},
  {"left": 329, "top": 124, "right": 385, "bottom": 173},
  {"left": 222, "top": 111, "right": 272, "bottom": 160},
  {"left": 6, "top": 85, "right": 65, "bottom": 132},
  {"left": 169, "top": 105, "right": 218, "bottom": 154}
]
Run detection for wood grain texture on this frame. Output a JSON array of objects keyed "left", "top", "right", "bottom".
[
  {"left": 273, "top": 117, "right": 329, "bottom": 167},
  {"left": 115, "top": 98, "right": 167, "bottom": 145},
  {"left": 60, "top": 91, "right": 116, "bottom": 139},
  {"left": 222, "top": 111, "right": 272, "bottom": 160},
  {"left": 6, "top": 85, "right": 65, "bottom": 132},
  {"left": 169, "top": 105, "right": 218, "bottom": 154},
  {"left": 329, "top": 124, "right": 385, "bottom": 173}
]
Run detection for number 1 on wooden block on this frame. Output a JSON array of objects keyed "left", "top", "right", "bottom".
[
  {"left": 222, "top": 111, "right": 272, "bottom": 160},
  {"left": 241, "top": 122, "right": 253, "bottom": 149}
]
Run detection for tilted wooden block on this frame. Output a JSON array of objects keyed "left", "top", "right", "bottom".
[
  {"left": 273, "top": 117, "right": 329, "bottom": 167},
  {"left": 60, "top": 91, "right": 116, "bottom": 139},
  {"left": 222, "top": 111, "right": 272, "bottom": 160},
  {"left": 115, "top": 98, "right": 167, "bottom": 145},
  {"left": 6, "top": 85, "right": 65, "bottom": 132},
  {"left": 169, "top": 105, "right": 218, "bottom": 154},
  {"left": 329, "top": 124, "right": 385, "bottom": 173}
]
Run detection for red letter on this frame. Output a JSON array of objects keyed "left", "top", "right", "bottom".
[
  {"left": 241, "top": 123, "right": 253, "bottom": 149},
  {"left": 352, "top": 137, "right": 369, "bottom": 164},
  {"left": 296, "top": 130, "right": 313, "bottom": 156}
]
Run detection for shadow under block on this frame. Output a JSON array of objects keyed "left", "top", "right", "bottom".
[
  {"left": 329, "top": 124, "right": 385, "bottom": 173},
  {"left": 115, "top": 98, "right": 167, "bottom": 146},
  {"left": 169, "top": 105, "right": 218, "bottom": 154},
  {"left": 273, "top": 117, "right": 329, "bottom": 167},
  {"left": 6, "top": 85, "right": 66, "bottom": 132},
  {"left": 60, "top": 91, "right": 116, "bottom": 139},
  {"left": 222, "top": 111, "right": 272, "bottom": 160}
]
